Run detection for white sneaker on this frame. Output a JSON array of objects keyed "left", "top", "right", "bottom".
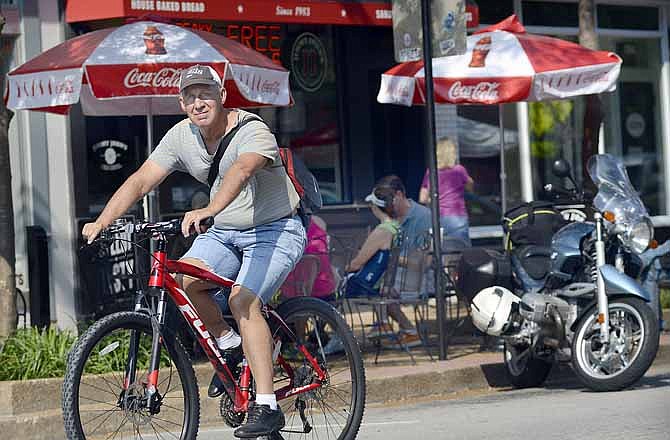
[{"left": 323, "top": 334, "right": 344, "bottom": 355}]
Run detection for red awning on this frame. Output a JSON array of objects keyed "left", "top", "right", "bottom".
[
  {"left": 66, "top": 1, "right": 479, "bottom": 27},
  {"left": 66, "top": 0, "right": 393, "bottom": 26}
]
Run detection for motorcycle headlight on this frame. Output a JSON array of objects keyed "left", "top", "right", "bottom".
[{"left": 622, "top": 218, "right": 654, "bottom": 254}]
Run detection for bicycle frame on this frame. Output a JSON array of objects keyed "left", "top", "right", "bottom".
[{"left": 130, "top": 234, "right": 327, "bottom": 414}]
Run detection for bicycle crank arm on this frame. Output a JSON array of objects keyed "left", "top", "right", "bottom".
[{"left": 259, "top": 432, "right": 285, "bottom": 440}]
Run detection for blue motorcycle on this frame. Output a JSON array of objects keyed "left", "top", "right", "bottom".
[{"left": 463, "top": 154, "right": 660, "bottom": 392}]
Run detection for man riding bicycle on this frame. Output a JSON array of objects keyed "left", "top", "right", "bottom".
[{"left": 82, "top": 64, "right": 306, "bottom": 438}]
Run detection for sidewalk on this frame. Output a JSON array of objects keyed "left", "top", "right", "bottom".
[
  {"left": 2, "top": 333, "right": 668, "bottom": 439},
  {"left": 363, "top": 331, "right": 670, "bottom": 404}
]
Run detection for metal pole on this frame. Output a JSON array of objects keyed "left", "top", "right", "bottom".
[
  {"left": 144, "top": 107, "right": 158, "bottom": 221},
  {"left": 499, "top": 104, "right": 507, "bottom": 213},
  {"left": 420, "top": 0, "right": 447, "bottom": 360}
]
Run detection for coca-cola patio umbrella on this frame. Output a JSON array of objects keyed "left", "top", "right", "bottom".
[
  {"left": 377, "top": 15, "right": 622, "bottom": 211},
  {"left": 5, "top": 19, "right": 291, "bottom": 219}
]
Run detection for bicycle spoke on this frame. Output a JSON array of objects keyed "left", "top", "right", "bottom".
[
  {"left": 86, "top": 404, "right": 121, "bottom": 436},
  {"left": 105, "top": 414, "right": 130, "bottom": 440},
  {"left": 81, "top": 377, "right": 123, "bottom": 398},
  {"left": 148, "top": 420, "right": 181, "bottom": 440},
  {"left": 66, "top": 315, "right": 196, "bottom": 440},
  {"left": 275, "top": 300, "right": 364, "bottom": 440}
]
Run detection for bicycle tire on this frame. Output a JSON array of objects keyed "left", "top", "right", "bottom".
[
  {"left": 273, "top": 297, "right": 366, "bottom": 440},
  {"left": 62, "top": 311, "right": 200, "bottom": 440}
]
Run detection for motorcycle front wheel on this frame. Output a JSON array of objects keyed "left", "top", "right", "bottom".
[{"left": 572, "top": 296, "right": 659, "bottom": 392}]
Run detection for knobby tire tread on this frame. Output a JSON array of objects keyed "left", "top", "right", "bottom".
[
  {"left": 275, "top": 297, "right": 366, "bottom": 440},
  {"left": 62, "top": 311, "right": 200, "bottom": 440}
]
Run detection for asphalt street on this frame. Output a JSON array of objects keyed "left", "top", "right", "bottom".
[{"left": 197, "top": 365, "right": 670, "bottom": 440}]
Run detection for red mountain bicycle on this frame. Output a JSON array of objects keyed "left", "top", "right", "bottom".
[{"left": 62, "top": 218, "right": 365, "bottom": 439}]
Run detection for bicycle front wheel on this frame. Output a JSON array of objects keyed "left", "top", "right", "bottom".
[
  {"left": 273, "top": 297, "right": 366, "bottom": 440},
  {"left": 62, "top": 311, "right": 199, "bottom": 440}
]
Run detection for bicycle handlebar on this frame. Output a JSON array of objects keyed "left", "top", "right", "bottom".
[{"left": 101, "top": 216, "right": 215, "bottom": 239}]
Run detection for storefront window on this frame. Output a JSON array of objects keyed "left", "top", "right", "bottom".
[
  {"left": 454, "top": 104, "right": 521, "bottom": 225},
  {"left": 271, "top": 26, "right": 344, "bottom": 204},
  {"left": 522, "top": 1, "right": 578, "bottom": 27},
  {"left": 529, "top": 97, "right": 586, "bottom": 196},
  {"left": 600, "top": 37, "right": 664, "bottom": 214},
  {"left": 84, "top": 116, "right": 147, "bottom": 216},
  {"left": 477, "top": 0, "right": 514, "bottom": 25},
  {"left": 597, "top": 5, "right": 659, "bottom": 31}
]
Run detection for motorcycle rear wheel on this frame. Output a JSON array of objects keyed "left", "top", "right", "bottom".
[
  {"left": 571, "top": 296, "right": 659, "bottom": 392},
  {"left": 503, "top": 343, "right": 553, "bottom": 388}
]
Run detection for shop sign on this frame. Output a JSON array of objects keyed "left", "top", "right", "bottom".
[
  {"left": 392, "top": 0, "right": 467, "bottom": 62},
  {"left": 223, "top": 24, "right": 282, "bottom": 64},
  {"left": 291, "top": 32, "right": 327, "bottom": 92},
  {"left": 129, "top": 0, "right": 206, "bottom": 14},
  {"left": 69, "top": 1, "right": 478, "bottom": 27},
  {"left": 92, "top": 140, "right": 129, "bottom": 171}
]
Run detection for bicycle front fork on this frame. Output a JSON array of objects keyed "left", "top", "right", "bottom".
[{"left": 122, "top": 288, "right": 169, "bottom": 411}]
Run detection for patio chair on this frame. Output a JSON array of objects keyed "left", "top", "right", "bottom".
[
  {"left": 279, "top": 254, "right": 321, "bottom": 298},
  {"left": 343, "top": 231, "right": 432, "bottom": 364},
  {"left": 426, "top": 235, "right": 472, "bottom": 348}
]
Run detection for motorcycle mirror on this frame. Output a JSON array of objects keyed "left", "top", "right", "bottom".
[{"left": 552, "top": 159, "right": 572, "bottom": 178}]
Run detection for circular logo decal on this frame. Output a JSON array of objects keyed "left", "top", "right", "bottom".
[
  {"left": 625, "top": 112, "right": 645, "bottom": 139},
  {"left": 92, "top": 140, "right": 128, "bottom": 171},
  {"left": 291, "top": 32, "right": 327, "bottom": 93}
]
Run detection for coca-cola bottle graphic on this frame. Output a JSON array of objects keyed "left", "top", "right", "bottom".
[
  {"left": 144, "top": 26, "right": 167, "bottom": 55},
  {"left": 468, "top": 36, "right": 491, "bottom": 68}
]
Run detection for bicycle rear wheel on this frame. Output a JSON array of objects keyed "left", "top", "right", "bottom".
[
  {"left": 273, "top": 297, "right": 365, "bottom": 440},
  {"left": 62, "top": 311, "right": 199, "bottom": 440}
]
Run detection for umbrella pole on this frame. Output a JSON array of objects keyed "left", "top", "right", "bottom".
[
  {"left": 499, "top": 104, "right": 507, "bottom": 213},
  {"left": 420, "top": 0, "right": 447, "bottom": 361},
  {"left": 144, "top": 107, "right": 158, "bottom": 221}
]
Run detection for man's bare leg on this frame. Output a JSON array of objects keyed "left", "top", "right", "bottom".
[
  {"left": 229, "top": 285, "right": 285, "bottom": 437},
  {"left": 179, "top": 257, "right": 232, "bottom": 338},
  {"left": 228, "top": 285, "right": 273, "bottom": 394}
]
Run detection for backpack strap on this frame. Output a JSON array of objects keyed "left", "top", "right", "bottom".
[{"left": 207, "top": 115, "right": 264, "bottom": 188}]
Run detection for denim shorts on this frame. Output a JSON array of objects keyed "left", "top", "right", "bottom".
[
  {"left": 440, "top": 215, "right": 471, "bottom": 245},
  {"left": 182, "top": 216, "right": 306, "bottom": 304}
]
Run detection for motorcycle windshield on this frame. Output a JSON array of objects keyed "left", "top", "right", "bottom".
[{"left": 587, "top": 154, "right": 649, "bottom": 224}]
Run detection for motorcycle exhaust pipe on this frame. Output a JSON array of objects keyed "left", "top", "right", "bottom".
[{"left": 539, "top": 305, "right": 565, "bottom": 348}]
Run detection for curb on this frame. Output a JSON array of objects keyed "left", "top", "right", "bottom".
[
  {"left": 4, "top": 342, "right": 669, "bottom": 439},
  {"left": 366, "top": 342, "right": 670, "bottom": 404}
]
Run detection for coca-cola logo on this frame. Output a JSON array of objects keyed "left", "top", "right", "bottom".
[
  {"left": 261, "top": 80, "right": 280, "bottom": 95},
  {"left": 238, "top": 71, "right": 281, "bottom": 96},
  {"left": 448, "top": 81, "right": 500, "bottom": 102},
  {"left": 385, "top": 82, "right": 411, "bottom": 100},
  {"left": 123, "top": 67, "right": 181, "bottom": 89},
  {"left": 15, "top": 77, "right": 75, "bottom": 98},
  {"left": 538, "top": 69, "right": 610, "bottom": 92}
]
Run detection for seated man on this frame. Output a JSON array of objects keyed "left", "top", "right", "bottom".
[{"left": 342, "top": 184, "right": 420, "bottom": 347}]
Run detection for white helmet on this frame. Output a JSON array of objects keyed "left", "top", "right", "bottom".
[{"left": 471, "top": 286, "right": 520, "bottom": 336}]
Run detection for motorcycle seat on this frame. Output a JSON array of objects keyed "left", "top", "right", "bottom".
[{"left": 513, "top": 245, "right": 552, "bottom": 280}]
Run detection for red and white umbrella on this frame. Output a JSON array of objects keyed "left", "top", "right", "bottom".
[
  {"left": 378, "top": 15, "right": 621, "bottom": 107},
  {"left": 6, "top": 20, "right": 291, "bottom": 115},
  {"left": 5, "top": 20, "right": 291, "bottom": 221}
]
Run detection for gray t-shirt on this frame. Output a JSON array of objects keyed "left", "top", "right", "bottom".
[{"left": 149, "top": 110, "right": 300, "bottom": 230}]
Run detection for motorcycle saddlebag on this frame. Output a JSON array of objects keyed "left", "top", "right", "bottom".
[
  {"left": 456, "top": 248, "right": 513, "bottom": 303},
  {"left": 502, "top": 201, "right": 566, "bottom": 250}
]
